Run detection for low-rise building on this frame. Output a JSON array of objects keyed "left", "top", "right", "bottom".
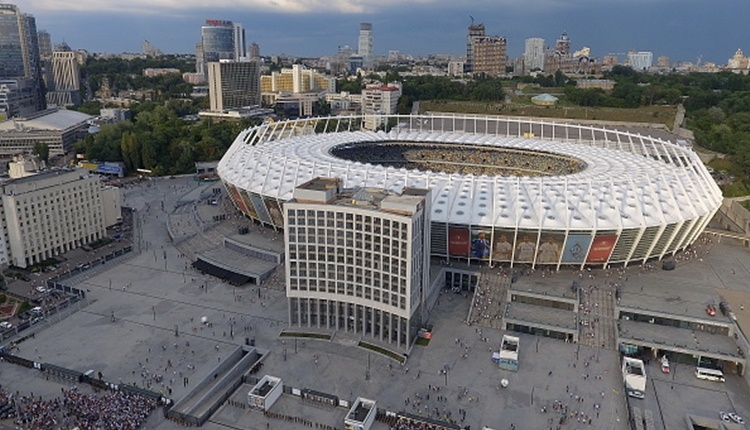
[{"left": 0, "top": 108, "right": 93, "bottom": 157}]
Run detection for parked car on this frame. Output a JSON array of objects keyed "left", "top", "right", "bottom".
[
  {"left": 0, "top": 321, "right": 12, "bottom": 330},
  {"left": 720, "top": 411, "right": 731, "bottom": 422},
  {"left": 728, "top": 412, "right": 744, "bottom": 424},
  {"left": 660, "top": 356, "right": 670, "bottom": 373},
  {"left": 706, "top": 304, "right": 716, "bottom": 316}
]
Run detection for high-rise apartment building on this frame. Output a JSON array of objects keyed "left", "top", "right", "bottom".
[
  {"left": 46, "top": 43, "right": 81, "bottom": 106},
  {"left": 472, "top": 36, "right": 507, "bottom": 76},
  {"left": 465, "top": 22, "right": 486, "bottom": 73},
  {"left": 358, "top": 23, "right": 373, "bottom": 68},
  {"left": 0, "top": 4, "right": 45, "bottom": 116},
  {"left": 627, "top": 51, "right": 653, "bottom": 71},
  {"left": 284, "top": 177, "right": 431, "bottom": 351},
  {"left": 361, "top": 83, "right": 402, "bottom": 130},
  {"left": 524, "top": 38, "right": 545, "bottom": 72},
  {"left": 207, "top": 60, "right": 261, "bottom": 112}
]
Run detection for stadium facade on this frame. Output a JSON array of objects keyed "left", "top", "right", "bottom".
[{"left": 218, "top": 114, "right": 722, "bottom": 269}]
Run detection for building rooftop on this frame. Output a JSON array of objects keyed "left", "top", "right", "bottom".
[
  {"left": 503, "top": 301, "right": 578, "bottom": 331},
  {"left": 0, "top": 109, "right": 92, "bottom": 132}
]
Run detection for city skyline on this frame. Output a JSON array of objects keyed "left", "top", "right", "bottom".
[{"left": 15, "top": 0, "right": 750, "bottom": 65}]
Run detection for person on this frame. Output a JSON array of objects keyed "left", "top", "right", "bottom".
[
  {"left": 493, "top": 235, "right": 512, "bottom": 261},
  {"left": 472, "top": 232, "right": 490, "bottom": 259},
  {"left": 515, "top": 235, "right": 536, "bottom": 262},
  {"left": 537, "top": 237, "right": 561, "bottom": 263}
]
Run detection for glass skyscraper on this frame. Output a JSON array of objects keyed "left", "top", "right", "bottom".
[{"left": 0, "top": 4, "right": 45, "bottom": 116}]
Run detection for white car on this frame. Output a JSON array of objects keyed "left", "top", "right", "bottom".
[
  {"left": 35, "top": 286, "right": 47, "bottom": 294},
  {"left": 0, "top": 321, "right": 12, "bottom": 330},
  {"left": 720, "top": 411, "right": 731, "bottom": 422},
  {"left": 728, "top": 412, "right": 744, "bottom": 424}
]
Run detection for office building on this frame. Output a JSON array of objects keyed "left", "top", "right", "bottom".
[
  {"left": 361, "top": 83, "right": 401, "bottom": 130},
  {"left": 37, "top": 30, "right": 52, "bottom": 60},
  {"left": 249, "top": 42, "right": 260, "bottom": 60},
  {"left": 46, "top": 43, "right": 81, "bottom": 106},
  {"left": 198, "top": 19, "right": 247, "bottom": 75},
  {"left": 627, "top": 51, "right": 653, "bottom": 71},
  {"left": 472, "top": 36, "right": 507, "bottom": 76},
  {"left": 233, "top": 23, "right": 246, "bottom": 61},
  {"left": 0, "top": 4, "right": 45, "bottom": 116},
  {"left": 260, "top": 65, "right": 335, "bottom": 94},
  {"left": 358, "top": 23, "right": 373, "bottom": 68},
  {"left": 1, "top": 169, "right": 107, "bottom": 268},
  {"left": 447, "top": 61, "right": 465, "bottom": 76},
  {"left": 207, "top": 60, "right": 261, "bottom": 112},
  {"left": 284, "top": 177, "right": 431, "bottom": 351},
  {"left": 465, "top": 22, "right": 486, "bottom": 73},
  {"left": 524, "top": 38, "right": 545, "bottom": 72}
]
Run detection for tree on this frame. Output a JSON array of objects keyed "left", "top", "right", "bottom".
[
  {"left": 120, "top": 132, "right": 141, "bottom": 171},
  {"left": 33, "top": 141, "right": 49, "bottom": 162}
]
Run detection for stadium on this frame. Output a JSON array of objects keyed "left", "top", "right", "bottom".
[{"left": 217, "top": 114, "right": 722, "bottom": 268}]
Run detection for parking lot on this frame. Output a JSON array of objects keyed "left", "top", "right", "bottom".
[{"left": 0, "top": 176, "right": 747, "bottom": 430}]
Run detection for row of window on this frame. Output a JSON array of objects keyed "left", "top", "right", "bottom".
[
  {"left": 289, "top": 261, "right": 407, "bottom": 279},
  {"left": 288, "top": 250, "right": 406, "bottom": 268},
  {"left": 289, "top": 284, "right": 407, "bottom": 309}
]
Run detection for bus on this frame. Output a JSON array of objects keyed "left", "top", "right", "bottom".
[{"left": 695, "top": 367, "right": 725, "bottom": 382}]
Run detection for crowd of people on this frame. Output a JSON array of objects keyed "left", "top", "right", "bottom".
[
  {"left": 13, "top": 386, "right": 157, "bottom": 430},
  {"left": 332, "top": 142, "right": 586, "bottom": 177}
]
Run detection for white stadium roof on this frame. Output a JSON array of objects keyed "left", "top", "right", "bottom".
[{"left": 218, "top": 114, "right": 722, "bottom": 232}]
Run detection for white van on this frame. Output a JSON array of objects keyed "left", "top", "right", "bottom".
[{"left": 695, "top": 367, "right": 725, "bottom": 382}]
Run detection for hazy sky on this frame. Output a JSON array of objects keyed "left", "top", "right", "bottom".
[{"left": 19, "top": 0, "right": 750, "bottom": 64}]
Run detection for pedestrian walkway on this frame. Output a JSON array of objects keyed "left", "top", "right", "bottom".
[
  {"left": 468, "top": 268, "right": 510, "bottom": 330},
  {"left": 578, "top": 284, "right": 617, "bottom": 349}
]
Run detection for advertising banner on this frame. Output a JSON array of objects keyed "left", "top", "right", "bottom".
[
  {"left": 491, "top": 229, "right": 515, "bottom": 262},
  {"left": 448, "top": 227, "right": 470, "bottom": 257},
  {"left": 250, "top": 194, "right": 272, "bottom": 224},
  {"left": 586, "top": 234, "right": 619, "bottom": 263},
  {"left": 264, "top": 198, "right": 284, "bottom": 227},
  {"left": 226, "top": 184, "right": 249, "bottom": 214},
  {"left": 514, "top": 231, "right": 538, "bottom": 263},
  {"left": 536, "top": 233, "right": 565, "bottom": 264},
  {"left": 561, "top": 234, "right": 592, "bottom": 264},
  {"left": 241, "top": 191, "right": 258, "bottom": 219},
  {"left": 470, "top": 230, "right": 492, "bottom": 260}
]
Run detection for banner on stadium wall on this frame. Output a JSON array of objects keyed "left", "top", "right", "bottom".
[
  {"left": 250, "top": 194, "right": 272, "bottom": 224},
  {"left": 448, "top": 227, "right": 470, "bottom": 257},
  {"left": 264, "top": 198, "right": 284, "bottom": 227},
  {"left": 471, "top": 230, "right": 492, "bottom": 260},
  {"left": 536, "top": 233, "right": 565, "bottom": 264},
  {"left": 586, "top": 234, "right": 619, "bottom": 263},
  {"left": 561, "top": 234, "right": 593, "bottom": 264},
  {"left": 241, "top": 191, "right": 258, "bottom": 219},
  {"left": 491, "top": 229, "right": 515, "bottom": 262},
  {"left": 226, "top": 184, "right": 249, "bottom": 214},
  {"left": 514, "top": 231, "right": 538, "bottom": 263}
]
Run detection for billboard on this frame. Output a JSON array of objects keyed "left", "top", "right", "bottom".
[
  {"left": 491, "top": 229, "right": 515, "bottom": 262},
  {"left": 470, "top": 230, "right": 492, "bottom": 260},
  {"left": 561, "top": 234, "right": 593, "bottom": 264},
  {"left": 226, "top": 184, "right": 249, "bottom": 214},
  {"left": 240, "top": 191, "right": 258, "bottom": 219},
  {"left": 514, "top": 231, "right": 538, "bottom": 263},
  {"left": 586, "top": 234, "right": 618, "bottom": 263},
  {"left": 250, "top": 193, "right": 272, "bottom": 224},
  {"left": 536, "top": 233, "right": 565, "bottom": 264},
  {"left": 264, "top": 198, "right": 284, "bottom": 227},
  {"left": 448, "top": 227, "right": 470, "bottom": 257}
]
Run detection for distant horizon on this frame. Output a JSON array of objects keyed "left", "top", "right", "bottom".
[{"left": 17, "top": 0, "right": 750, "bottom": 66}]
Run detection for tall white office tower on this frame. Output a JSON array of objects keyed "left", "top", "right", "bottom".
[
  {"left": 358, "top": 22, "right": 373, "bottom": 68},
  {"left": 233, "top": 22, "right": 247, "bottom": 61}
]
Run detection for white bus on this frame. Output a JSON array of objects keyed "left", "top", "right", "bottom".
[{"left": 695, "top": 367, "right": 725, "bottom": 382}]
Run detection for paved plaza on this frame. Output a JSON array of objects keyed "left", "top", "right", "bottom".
[{"left": 0, "top": 176, "right": 748, "bottom": 430}]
